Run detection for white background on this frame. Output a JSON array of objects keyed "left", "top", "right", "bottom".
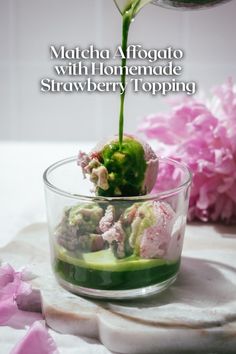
[{"left": 0, "top": 0, "right": 236, "bottom": 142}]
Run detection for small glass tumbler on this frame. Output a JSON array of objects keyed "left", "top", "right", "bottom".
[{"left": 43, "top": 157, "right": 191, "bottom": 299}]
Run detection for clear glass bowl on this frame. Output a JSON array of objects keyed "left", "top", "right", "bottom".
[
  {"left": 43, "top": 157, "right": 191, "bottom": 299},
  {"left": 152, "top": 0, "right": 231, "bottom": 10}
]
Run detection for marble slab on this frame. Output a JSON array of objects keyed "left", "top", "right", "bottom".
[{"left": 1, "top": 222, "right": 236, "bottom": 353}]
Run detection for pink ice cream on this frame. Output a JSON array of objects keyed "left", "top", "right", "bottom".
[
  {"left": 124, "top": 201, "right": 176, "bottom": 259},
  {"left": 98, "top": 200, "right": 176, "bottom": 259}
]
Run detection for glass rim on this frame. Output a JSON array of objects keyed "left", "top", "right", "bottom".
[{"left": 43, "top": 156, "right": 192, "bottom": 202}]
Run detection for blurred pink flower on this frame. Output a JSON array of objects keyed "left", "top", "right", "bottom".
[{"left": 139, "top": 79, "right": 236, "bottom": 223}]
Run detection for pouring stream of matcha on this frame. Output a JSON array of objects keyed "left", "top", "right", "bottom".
[{"left": 114, "top": 0, "right": 152, "bottom": 148}]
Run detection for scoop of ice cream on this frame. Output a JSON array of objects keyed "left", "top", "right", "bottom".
[
  {"left": 139, "top": 226, "right": 171, "bottom": 259},
  {"left": 123, "top": 201, "right": 176, "bottom": 258},
  {"left": 55, "top": 203, "right": 105, "bottom": 253},
  {"left": 68, "top": 203, "right": 103, "bottom": 233},
  {"left": 78, "top": 134, "right": 158, "bottom": 197},
  {"left": 98, "top": 200, "right": 176, "bottom": 259}
]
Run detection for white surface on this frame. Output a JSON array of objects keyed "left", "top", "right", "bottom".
[{"left": 1, "top": 0, "right": 236, "bottom": 141}]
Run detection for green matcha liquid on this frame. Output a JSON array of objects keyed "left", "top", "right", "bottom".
[{"left": 118, "top": 0, "right": 143, "bottom": 147}]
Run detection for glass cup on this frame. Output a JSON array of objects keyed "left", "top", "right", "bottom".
[
  {"left": 43, "top": 156, "right": 191, "bottom": 299},
  {"left": 152, "top": 0, "right": 231, "bottom": 10}
]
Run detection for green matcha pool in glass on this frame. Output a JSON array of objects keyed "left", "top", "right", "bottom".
[{"left": 43, "top": 135, "right": 191, "bottom": 299}]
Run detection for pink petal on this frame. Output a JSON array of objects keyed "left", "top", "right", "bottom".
[
  {"left": 10, "top": 321, "right": 59, "bottom": 354},
  {"left": 226, "top": 182, "right": 236, "bottom": 203},
  {"left": 0, "top": 275, "right": 31, "bottom": 302},
  {"left": 192, "top": 113, "right": 218, "bottom": 130},
  {"left": 4, "top": 310, "right": 43, "bottom": 330},
  {"left": 221, "top": 198, "right": 233, "bottom": 220},
  {"left": 0, "top": 264, "right": 36, "bottom": 325},
  {"left": 0, "top": 297, "right": 17, "bottom": 325}
]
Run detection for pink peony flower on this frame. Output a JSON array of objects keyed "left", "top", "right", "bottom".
[{"left": 139, "top": 79, "right": 236, "bottom": 223}]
